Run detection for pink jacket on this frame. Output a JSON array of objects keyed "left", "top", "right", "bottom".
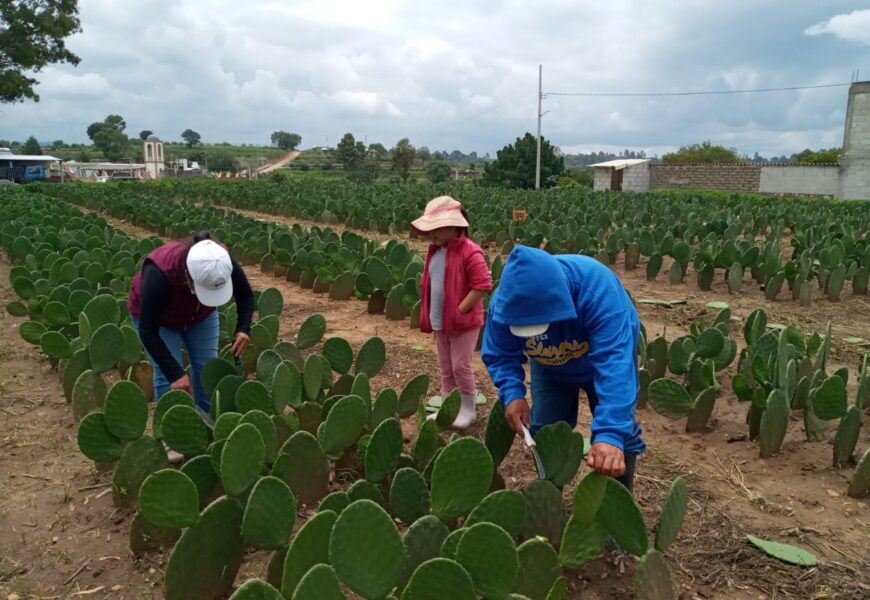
[{"left": 420, "top": 235, "right": 493, "bottom": 335}]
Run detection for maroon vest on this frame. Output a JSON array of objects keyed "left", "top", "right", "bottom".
[{"left": 128, "top": 241, "right": 215, "bottom": 330}]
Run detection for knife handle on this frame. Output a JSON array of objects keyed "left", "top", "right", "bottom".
[{"left": 520, "top": 425, "right": 535, "bottom": 448}]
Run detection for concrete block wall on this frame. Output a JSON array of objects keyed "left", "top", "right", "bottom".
[
  {"left": 649, "top": 164, "right": 761, "bottom": 192},
  {"left": 622, "top": 163, "right": 650, "bottom": 192},
  {"left": 838, "top": 82, "right": 870, "bottom": 200},
  {"left": 593, "top": 168, "right": 611, "bottom": 191},
  {"left": 759, "top": 165, "right": 839, "bottom": 196}
]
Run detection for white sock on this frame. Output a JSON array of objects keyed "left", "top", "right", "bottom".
[{"left": 452, "top": 392, "right": 477, "bottom": 430}]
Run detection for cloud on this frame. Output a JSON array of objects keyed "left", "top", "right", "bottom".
[{"left": 805, "top": 9, "right": 870, "bottom": 45}]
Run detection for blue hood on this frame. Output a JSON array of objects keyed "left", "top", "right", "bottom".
[{"left": 490, "top": 246, "right": 577, "bottom": 326}]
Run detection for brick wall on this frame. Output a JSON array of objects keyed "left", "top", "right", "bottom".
[{"left": 650, "top": 164, "right": 761, "bottom": 192}]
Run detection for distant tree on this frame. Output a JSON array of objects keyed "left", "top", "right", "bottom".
[
  {"left": 208, "top": 150, "right": 239, "bottom": 172},
  {"left": 270, "top": 131, "right": 302, "bottom": 151},
  {"left": 75, "top": 149, "right": 89, "bottom": 161},
  {"left": 417, "top": 146, "right": 431, "bottom": 167},
  {"left": 336, "top": 133, "right": 365, "bottom": 170},
  {"left": 139, "top": 130, "right": 153, "bottom": 140},
  {"left": 181, "top": 129, "right": 201, "bottom": 148},
  {"left": 87, "top": 115, "right": 129, "bottom": 161},
  {"left": 391, "top": 138, "right": 416, "bottom": 181},
  {"left": 0, "top": 0, "right": 82, "bottom": 103},
  {"left": 793, "top": 147, "right": 841, "bottom": 164},
  {"left": 368, "top": 142, "right": 387, "bottom": 162},
  {"left": 51, "top": 139, "right": 64, "bottom": 149},
  {"left": 426, "top": 159, "right": 452, "bottom": 183},
  {"left": 482, "top": 133, "right": 564, "bottom": 189},
  {"left": 661, "top": 141, "right": 741, "bottom": 164},
  {"left": 0, "top": 139, "right": 9, "bottom": 147},
  {"left": 349, "top": 160, "right": 379, "bottom": 184},
  {"left": 21, "top": 135, "right": 42, "bottom": 155}
]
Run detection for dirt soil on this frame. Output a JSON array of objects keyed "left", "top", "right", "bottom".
[{"left": 1, "top": 207, "right": 868, "bottom": 600}]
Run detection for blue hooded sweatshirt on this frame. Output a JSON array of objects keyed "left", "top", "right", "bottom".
[{"left": 481, "top": 246, "right": 643, "bottom": 452}]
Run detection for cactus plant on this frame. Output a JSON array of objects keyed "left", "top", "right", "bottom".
[
  {"left": 103, "top": 380, "right": 148, "bottom": 440},
  {"left": 201, "top": 358, "right": 239, "bottom": 397},
  {"left": 319, "top": 395, "right": 367, "bottom": 459},
  {"left": 323, "top": 337, "right": 354, "bottom": 374},
  {"left": 214, "top": 412, "right": 243, "bottom": 442},
  {"left": 77, "top": 411, "right": 124, "bottom": 463},
  {"left": 759, "top": 390, "right": 789, "bottom": 458},
  {"left": 430, "top": 437, "right": 493, "bottom": 521},
  {"left": 237, "top": 380, "right": 273, "bottom": 414},
  {"left": 180, "top": 455, "right": 220, "bottom": 507},
  {"left": 240, "top": 410, "right": 278, "bottom": 464},
  {"left": 745, "top": 534, "right": 818, "bottom": 566},
  {"left": 365, "top": 418, "right": 403, "bottom": 483},
  {"left": 597, "top": 478, "right": 648, "bottom": 556},
  {"left": 303, "top": 354, "right": 324, "bottom": 402},
  {"left": 485, "top": 400, "right": 515, "bottom": 470},
  {"left": 434, "top": 389, "right": 462, "bottom": 429},
  {"left": 72, "top": 369, "right": 108, "bottom": 420},
  {"left": 634, "top": 550, "right": 674, "bottom": 600},
  {"left": 256, "top": 350, "right": 283, "bottom": 388},
  {"left": 534, "top": 422, "right": 584, "bottom": 488},
  {"left": 848, "top": 447, "right": 870, "bottom": 498},
  {"left": 371, "top": 388, "right": 399, "bottom": 430},
  {"left": 272, "top": 362, "right": 302, "bottom": 412},
  {"left": 390, "top": 467, "right": 431, "bottom": 524},
  {"left": 164, "top": 496, "right": 245, "bottom": 600},
  {"left": 398, "top": 374, "right": 430, "bottom": 418},
  {"left": 258, "top": 287, "right": 284, "bottom": 318},
  {"left": 521, "top": 479, "right": 567, "bottom": 546},
  {"left": 647, "top": 378, "right": 716, "bottom": 432},
  {"left": 352, "top": 372, "right": 372, "bottom": 406},
  {"left": 242, "top": 476, "right": 297, "bottom": 550},
  {"left": 162, "top": 404, "right": 209, "bottom": 456},
  {"left": 355, "top": 336, "right": 386, "bottom": 378},
  {"left": 213, "top": 374, "right": 244, "bottom": 417},
  {"left": 347, "top": 479, "right": 386, "bottom": 507},
  {"left": 403, "top": 558, "right": 476, "bottom": 600},
  {"left": 398, "top": 515, "right": 450, "bottom": 592},
  {"left": 810, "top": 375, "right": 848, "bottom": 420},
  {"left": 654, "top": 477, "right": 687, "bottom": 552},
  {"left": 273, "top": 431, "right": 329, "bottom": 505},
  {"left": 465, "top": 490, "right": 527, "bottom": 540},
  {"left": 138, "top": 469, "right": 200, "bottom": 528},
  {"left": 291, "top": 565, "right": 345, "bottom": 600},
  {"left": 319, "top": 491, "right": 351, "bottom": 515},
  {"left": 296, "top": 313, "right": 326, "bottom": 349},
  {"left": 281, "top": 510, "right": 338, "bottom": 598},
  {"left": 456, "top": 522, "right": 519, "bottom": 600},
  {"left": 329, "top": 499, "right": 405, "bottom": 599},
  {"left": 153, "top": 390, "right": 196, "bottom": 439},
  {"left": 129, "top": 511, "right": 180, "bottom": 558},
  {"left": 40, "top": 330, "right": 72, "bottom": 359},
  {"left": 833, "top": 406, "right": 862, "bottom": 468},
  {"left": 515, "top": 539, "right": 562, "bottom": 600},
  {"left": 221, "top": 423, "right": 266, "bottom": 497},
  {"left": 112, "top": 435, "right": 170, "bottom": 508},
  {"left": 228, "top": 579, "right": 284, "bottom": 600}
]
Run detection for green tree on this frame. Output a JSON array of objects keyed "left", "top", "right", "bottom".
[
  {"left": 391, "top": 138, "right": 416, "bottom": 182},
  {"left": 21, "top": 135, "right": 41, "bottom": 155},
  {"left": 368, "top": 142, "right": 387, "bottom": 162},
  {"left": 482, "top": 133, "right": 564, "bottom": 189},
  {"left": 86, "top": 115, "right": 129, "bottom": 161},
  {"left": 181, "top": 129, "right": 201, "bottom": 148},
  {"left": 208, "top": 150, "right": 239, "bottom": 172},
  {"left": 0, "top": 0, "right": 82, "bottom": 103},
  {"left": 139, "top": 130, "right": 153, "bottom": 140},
  {"left": 336, "top": 133, "right": 364, "bottom": 170},
  {"left": 51, "top": 139, "right": 63, "bottom": 149},
  {"left": 349, "top": 160, "right": 379, "bottom": 184},
  {"left": 270, "top": 131, "right": 302, "bottom": 151},
  {"left": 426, "top": 159, "right": 452, "bottom": 183},
  {"left": 661, "top": 141, "right": 741, "bottom": 164},
  {"left": 794, "top": 147, "right": 841, "bottom": 164},
  {"left": 417, "top": 145, "right": 431, "bottom": 167}
]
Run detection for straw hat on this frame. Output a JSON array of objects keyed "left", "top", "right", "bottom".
[{"left": 411, "top": 196, "right": 469, "bottom": 232}]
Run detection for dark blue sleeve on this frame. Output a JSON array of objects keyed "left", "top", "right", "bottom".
[{"left": 481, "top": 311, "right": 528, "bottom": 406}]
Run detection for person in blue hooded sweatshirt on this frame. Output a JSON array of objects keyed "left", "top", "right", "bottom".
[{"left": 481, "top": 246, "right": 644, "bottom": 490}]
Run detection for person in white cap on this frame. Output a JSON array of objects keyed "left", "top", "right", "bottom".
[
  {"left": 127, "top": 231, "right": 255, "bottom": 421},
  {"left": 412, "top": 196, "right": 492, "bottom": 429}
]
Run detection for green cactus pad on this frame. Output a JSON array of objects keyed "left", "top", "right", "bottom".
[
  {"left": 275, "top": 341, "right": 305, "bottom": 370},
  {"left": 213, "top": 374, "right": 244, "bottom": 416},
  {"left": 237, "top": 380, "right": 273, "bottom": 415},
  {"left": 62, "top": 349, "right": 91, "bottom": 402},
  {"left": 214, "top": 412, "right": 243, "bottom": 442},
  {"left": 833, "top": 405, "right": 862, "bottom": 468},
  {"left": 103, "top": 380, "right": 148, "bottom": 440},
  {"left": 597, "top": 478, "right": 648, "bottom": 556},
  {"left": 129, "top": 511, "right": 180, "bottom": 558},
  {"left": 456, "top": 522, "right": 519, "bottom": 600},
  {"left": 200, "top": 358, "right": 239, "bottom": 399},
  {"left": 544, "top": 578, "right": 568, "bottom": 600},
  {"left": 153, "top": 390, "right": 195, "bottom": 439},
  {"left": 465, "top": 490, "right": 527, "bottom": 540},
  {"left": 403, "top": 558, "right": 476, "bottom": 600},
  {"left": 258, "top": 287, "right": 284, "bottom": 318},
  {"left": 331, "top": 373, "right": 354, "bottom": 396},
  {"left": 77, "top": 411, "right": 123, "bottom": 463},
  {"left": 398, "top": 374, "right": 430, "bottom": 418},
  {"left": 439, "top": 528, "right": 467, "bottom": 560},
  {"left": 666, "top": 337, "right": 694, "bottom": 376},
  {"left": 848, "top": 447, "right": 870, "bottom": 498},
  {"left": 329, "top": 271, "right": 356, "bottom": 301},
  {"left": 430, "top": 437, "right": 493, "bottom": 521},
  {"left": 534, "top": 421, "right": 584, "bottom": 488},
  {"left": 398, "top": 515, "right": 450, "bottom": 591},
  {"left": 303, "top": 354, "right": 324, "bottom": 402},
  {"left": 389, "top": 467, "right": 431, "bottom": 524},
  {"left": 40, "top": 330, "right": 72, "bottom": 359},
  {"left": 242, "top": 476, "right": 297, "bottom": 549},
  {"left": 180, "top": 455, "right": 219, "bottom": 507},
  {"left": 694, "top": 328, "right": 724, "bottom": 359},
  {"left": 352, "top": 373, "right": 372, "bottom": 407},
  {"left": 810, "top": 375, "right": 848, "bottom": 421},
  {"left": 291, "top": 565, "right": 345, "bottom": 600},
  {"left": 371, "top": 388, "right": 399, "bottom": 430},
  {"left": 434, "top": 389, "right": 462, "bottom": 429},
  {"left": 571, "top": 471, "right": 607, "bottom": 524},
  {"left": 485, "top": 400, "right": 515, "bottom": 469},
  {"left": 759, "top": 390, "right": 789, "bottom": 458},
  {"left": 280, "top": 510, "right": 338, "bottom": 598},
  {"left": 82, "top": 294, "right": 120, "bottom": 333},
  {"left": 240, "top": 410, "right": 278, "bottom": 465},
  {"left": 274, "top": 431, "right": 329, "bottom": 505},
  {"left": 635, "top": 550, "right": 675, "bottom": 600},
  {"left": 112, "top": 435, "right": 169, "bottom": 509},
  {"left": 164, "top": 496, "right": 245, "bottom": 600},
  {"left": 120, "top": 325, "right": 142, "bottom": 365},
  {"left": 256, "top": 350, "right": 283, "bottom": 388},
  {"left": 296, "top": 313, "right": 326, "bottom": 349},
  {"left": 138, "top": 469, "right": 200, "bottom": 528},
  {"left": 412, "top": 419, "right": 440, "bottom": 470},
  {"left": 685, "top": 387, "right": 716, "bottom": 433},
  {"left": 72, "top": 369, "right": 108, "bottom": 420},
  {"left": 515, "top": 539, "right": 562, "bottom": 600},
  {"left": 746, "top": 534, "right": 818, "bottom": 566},
  {"left": 162, "top": 404, "right": 209, "bottom": 456},
  {"left": 521, "top": 479, "right": 567, "bottom": 546},
  {"left": 647, "top": 378, "right": 693, "bottom": 419},
  {"left": 266, "top": 547, "right": 288, "bottom": 590},
  {"left": 221, "top": 422, "right": 266, "bottom": 497},
  {"left": 323, "top": 337, "right": 354, "bottom": 374},
  {"left": 655, "top": 477, "right": 688, "bottom": 553},
  {"left": 19, "top": 320, "right": 47, "bottom": 346},
  {"left": 272, "top": 362, "right": 302, "bottom": 412},
  {"left": 365, "top": 418, "right": 403, "bottom": 483},
  {"left": 558, "top": 517, "right": 606, "bottom": 569},
  {"left": 320, "top": 395, "right": 367, "bottom": 459},
  {"left": 228, "top": 579, "right": 284, "bottom": 600},
  {"left": 355, "top": 336, "right": 386, "bottom": 378},
  {"left": 329, "top": 499, "right": 405, "bottom": 599},
  {"left": 347, "top": 479, "right": 386, "bottom": 507},
  {"left": 297, "top": 401, "right": 323, "bottom": 435},
  {"left": 88, "top": 323, "right": 124, "bottom": 373},
  {"left": 319, "top": 491, "right": 351, "bottom": 515}
]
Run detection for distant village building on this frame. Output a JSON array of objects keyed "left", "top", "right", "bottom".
[
  {"left": 0, "top": 147, "right": 61, "bottom": 182},
  {"left": 143, "top": 134, "right": 165, "bottom": 179}
]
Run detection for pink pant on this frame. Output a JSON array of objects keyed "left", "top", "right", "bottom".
[{"left": 434, "top": 328, "right": 480, "bottom": 396}]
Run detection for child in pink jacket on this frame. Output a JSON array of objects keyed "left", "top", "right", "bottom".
[{"left": 413, "top": 196, "right": 493, "bottom": 429}]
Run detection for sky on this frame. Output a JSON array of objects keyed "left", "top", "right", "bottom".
[{"left": 2, "top": 1, "right": 870, "bottom": 157}]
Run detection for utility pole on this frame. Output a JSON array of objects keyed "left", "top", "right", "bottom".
[{"left": 535, "top": 64, "right": 543, "bottom": 190}]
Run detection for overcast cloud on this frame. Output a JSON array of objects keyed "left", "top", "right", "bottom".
[{"left": 2, "top": 1, "right": 869, "bottom": 157}]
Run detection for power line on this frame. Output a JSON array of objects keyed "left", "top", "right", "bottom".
[{"left": 543, "top": 82, "right": 851, "bottom": 98}]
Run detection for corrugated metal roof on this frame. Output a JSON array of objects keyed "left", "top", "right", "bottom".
[
  {"left": 0, "top": 154, "right": 61, "bottom": 162},
  {"left": 588, "top": 158, "right": 651, "bottom": 170}
]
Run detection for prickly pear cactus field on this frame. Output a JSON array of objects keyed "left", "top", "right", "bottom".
[{"left": 0, "top": 185, "right": 868, "bottom": 600}]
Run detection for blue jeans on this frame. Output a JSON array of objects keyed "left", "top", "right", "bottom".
[
  {"left": 529, "top": 361, "right": 644, "bottom": 491},
  {"left": 131, "top": 312, "right": 219, "bottom": 415}
]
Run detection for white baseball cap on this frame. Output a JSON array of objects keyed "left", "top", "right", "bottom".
[
  {"left": 186, "top": 240, "right": 234, "bottom": 307},
  {"left": 510, "top": 323, "right": 550, "bottom": 338}
]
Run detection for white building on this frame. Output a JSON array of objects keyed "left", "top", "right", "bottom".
[
  {"left": 143, "top": 134, "right": 165, "bottom": 179},
  {"left": 588, "top": 159, "right": 651, "bottom": 192}
]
